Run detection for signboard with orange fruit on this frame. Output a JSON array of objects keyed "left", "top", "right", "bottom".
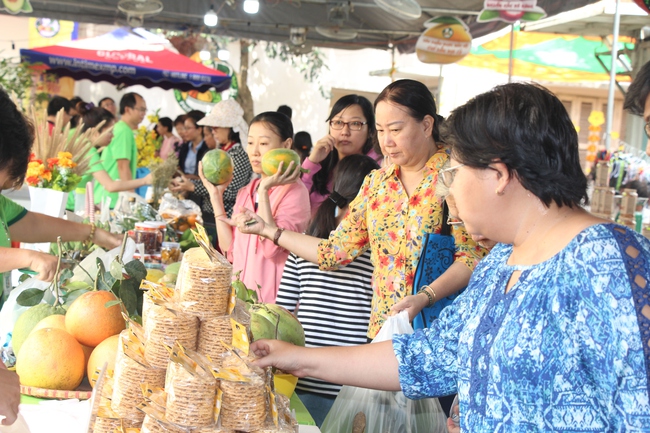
[
  {"left": 415, "top": 16, "right": 472, "bottom": 65},
  {"left": 1, "top": 0, "right": 32, "bottom": 14},
  {"left": 477, "top": 0, "right": 546, "bottom": 23}
]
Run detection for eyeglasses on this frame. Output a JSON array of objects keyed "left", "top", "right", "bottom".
[
  {"left": 133, "top": 106, "right": 147, "bottom": 112},
  {"left": 329, "top": 120, "right": 367, "bottom": 131},
  {"left": 645, "top": 122, "right": 650, "bottom": 139},
  {"left": 439, "top": 164, "right": 465, "bottom": 188}
]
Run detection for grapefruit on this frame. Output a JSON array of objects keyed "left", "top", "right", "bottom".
[
  {"left": 261, "top": 149, "right": 307, "bottom": 176},
  {"left": 12, "top": 303, "right": 66, "bottom": 356},
  {"left": 87, "top": 334, "right": 120, "bottom": 388},
  {"left": 16, "top": 328, "right": 85, "bottom": 390},
  {"left": 202, "top": 149, "right": 234, "bottom": 185},
  {"left": 65, "top": 291, "right": 125, "bottom": 347}
]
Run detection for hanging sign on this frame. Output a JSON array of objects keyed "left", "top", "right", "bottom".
[
  {"left": 415, "top": 16, "right": 472, "bottom": 65},
  {"left": 634, "top": 0, "right": 650, "bottom": 14},
  {"left": 174, "top": 55, "right": 239, "bottom": 112},
  {"left": 477, "top": 0, "right": 546, "bottom": 23},
  {"left": 1, "top": 0, "right": 32, "bottom": 14}
]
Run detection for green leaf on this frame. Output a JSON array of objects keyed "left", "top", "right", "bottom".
[
  {"left": 124, "top": 260, "right": 147, "bottom": 281},
  {"left": 119, "top": 279, "right": 139, "bottom": 315},
  {"left": 110, "top": 260, "right": 124, "bottom": 281},
  {"left": 478, "top": 9, "right": 499, "bottom": 21},
  {"left": 522, "top": 11, "right": 545, "bottom": 21},
  {"left": 97, "top": 268, "right": 117, "bottom": 293},
  {"left": 63, "top": 288, "right": 89, "bottom": 306},
  {"left": 57, "top": 268, "right": 74, "bottom": 287},
  {"left": 105, "top": 300, "right": 122, "bottom": 308},
  {"left": 16, "top": 288, "right": 45, "bottom": 307},
  {"left": 18, "top": 273, "right": 30, "bottom": 284},
  {"left": 63, "top": 281, "right": 91, "bottom": 292}
]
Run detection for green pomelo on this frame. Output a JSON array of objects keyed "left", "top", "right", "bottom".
[
  {"left": 12, "top": 303, "right": 66, "bottom": 356},
  {"left": 202, "top": 149, "right": 234, "bottom": 185},
  {"left": 261, "top": 149, "right": 308, "bottom": 176},
  {"left": 250, "top": 303, "right": 305, "bottom": 346}
]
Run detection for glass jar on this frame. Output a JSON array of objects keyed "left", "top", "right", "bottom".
[
  {"left": 134, "top": 222, "right": 160, "bottom": 255},
  {"left": 161, "top": 242, "right": 181, "bottom": 265}
]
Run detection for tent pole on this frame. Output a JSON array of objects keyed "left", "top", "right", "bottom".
[
  {"left": 605, "top": 0, "right": 622, "bottom": 151},
  {"left": 508, "top": 24, "right": 515, "bottom": 83}
]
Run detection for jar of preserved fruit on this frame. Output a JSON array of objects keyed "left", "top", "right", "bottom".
[{"left": 161, "top": 242, "right": 181, "bottom": 264}]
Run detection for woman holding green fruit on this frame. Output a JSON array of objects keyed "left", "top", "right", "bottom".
[{"left": 199, "top": 111, "right": 310, "bottom": 304}]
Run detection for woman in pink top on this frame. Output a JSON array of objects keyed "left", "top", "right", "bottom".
[
  {"left": 156, "top": 117, "right": 182, "bottom": 160},
  {"left": 199, "top": 111, "right": 310, "bottom": 303},
  {"left": 301, "top": 95, "right": 383, "bottom": 215}
]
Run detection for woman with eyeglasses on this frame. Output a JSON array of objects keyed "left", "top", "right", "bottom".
[
  {"left": 227, "top": 79, "right": 486, "bottom": 340},
  {"left": 248, "top": 83, "right": 650, "bottom": 432},
  {"left": 302, "top": 95, "right": 383, "bottom": 216}
]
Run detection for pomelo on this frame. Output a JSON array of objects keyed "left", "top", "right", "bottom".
[
  {"left": 65, "top": 291, "right": 125, "bottom": 348},
  {"left": 16, "top": 328, "right": 85, "bottom": 390},
  {"left": 202, "top": 149, "right": 234, "bottom": 185},
  {"left": 87, "top": 334, "right": 120, "bottom": 388},
  {"left": 31, "top": 314, "right": 67, "bottom": 334},
  {"left": 261, "top": 149, "right": 308, "bottom": 176},
  {"left": 12, "top": 303, "right": 66, "bottom": 356}
]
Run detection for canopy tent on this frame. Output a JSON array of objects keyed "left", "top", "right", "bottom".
[
  {"left": 19, "top": 28, "right": 231, "bottom": 92},
  {"left": 458, "top": 30, "right": 635, "bottom": 83},
  {"left": 5, "top": 0, "right": 602, "bottom": 51}
]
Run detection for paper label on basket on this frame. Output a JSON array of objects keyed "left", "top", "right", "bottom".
[
  {"left": 267, "top": 386, "right": 279, "bottom": 426},
  {"left": 230, "top": 318, "right": 249, "bottom": 355},
  {"left": 227, "top": 285, "right": 237, "bottom": 315},
  {"left": 214, "top": 388, "right": 223, "bottom": 422}
]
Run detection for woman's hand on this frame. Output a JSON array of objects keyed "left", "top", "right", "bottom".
[
  {"left": 141, "top": 172, "right": 153, "bottom": 186},
  {"left": 27, "top": 250, "right": 59, "bottom": 282},
  {"left": 308, "top": 135, "right": 335, "bottom": 164},
  {"left": 259, "top": 161, "right": 301, "bottom": 191},
  {"left": 199, "top": 162, "right": 231, "bottom": 196},
  {"left": 390, "top": 293, "right": 429, "bottom": 321},
  {"left": 93, "top": 228, "right": 122, "bottom": 250},
  {"left": 0, "top": 363, "right": 20, "bottom": 426},
  {"left": 250, "top": 339, "right": 309, "bottom": 377},
  {"left": 169, "top": 174, "right": 195, "bottom": 193},
  {"left": 223, "top": 208, "right": 269, "bottom": 237}
]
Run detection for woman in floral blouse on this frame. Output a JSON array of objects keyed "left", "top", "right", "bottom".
[{"left": 228, "top": 79, "right": 486, "bottom": 338}]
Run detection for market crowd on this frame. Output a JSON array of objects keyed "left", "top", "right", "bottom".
[{"left": 2, "top": 58, "right": 650, "bottom": 432}]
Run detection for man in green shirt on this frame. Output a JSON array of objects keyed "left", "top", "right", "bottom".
[{"left": 95, "top": 92, "right": 147, "bottom": 208}]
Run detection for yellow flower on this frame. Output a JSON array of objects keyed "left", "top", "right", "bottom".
[{"left": 57, "top": 152, "right": 73, "bottom": 160}]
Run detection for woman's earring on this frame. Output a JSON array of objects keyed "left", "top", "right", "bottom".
[{"left": 495, "top": 189, "right": 504, "bottom": 196}]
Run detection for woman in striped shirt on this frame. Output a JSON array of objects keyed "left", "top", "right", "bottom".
[{"left": 275, "top": 154, "right": 379, "bottom": 426}]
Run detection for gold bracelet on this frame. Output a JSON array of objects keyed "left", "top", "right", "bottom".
[
  {"left": 417, "top": 286, "right": 434, "bottom": 307},
  {"left": 424, "top": 285, "right": 437, "bottom": 305},
  {"left": 86, "top": 223, "right": 96, "bottom": 243}
]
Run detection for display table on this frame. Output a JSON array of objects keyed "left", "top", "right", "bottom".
[{"left": 17, "top": 393, "right": 319, "bottom": 433}]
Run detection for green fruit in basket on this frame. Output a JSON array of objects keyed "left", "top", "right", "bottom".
[
  {"left": 12, "top": 303, "right": 66, "bottom": 356},
  {"left": 202, "top": 149, "right": 234, "bottom": 185},
  {"left": 164, "top": 262, "right": 182, "bottom": 275},
  {"left": 250, "top": 303, "right": 305, "bottom": 346}
]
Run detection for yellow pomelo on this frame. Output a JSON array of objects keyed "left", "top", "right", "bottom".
[
  {"left": 87, "top": 334, "right": 120, "bottom": 388},
  {"left": 31, "top": 314, "right": 67, "bottom": 334},
  {"left": 12, "top": 303, "right": 66, "bottom": 356},
  {"left": 146, "top": 269, "right": 165, "bottom": 283},
  {"left": 16, "top": 328, "right": 85, "bottom": 390}
]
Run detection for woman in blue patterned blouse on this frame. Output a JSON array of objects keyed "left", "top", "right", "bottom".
[{"left": 251, "top": 83, "right": 650, "bottom": 431}]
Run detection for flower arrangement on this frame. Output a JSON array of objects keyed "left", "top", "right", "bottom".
[
  {"left": 26, "top": 152, "right": 81, "bottom": 192},
  {"left": 136, "top": 112, "right": 163, "bottom": 168}
]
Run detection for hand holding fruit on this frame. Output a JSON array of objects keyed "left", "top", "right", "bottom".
[
  {"left": 0, "top": 362, "right": 20, "bottom": 426},
  {"left": 250, "top": 339, "right": 308, "bottom": 377},
  {"left": 309, "top": 135, "right": 336, "bottom": 164},
  {"left": 259, "top": 161, "right": 301, "bottom": 191},
  {"left": 198, "top": 161, "right": 231, "bottom": 199}
]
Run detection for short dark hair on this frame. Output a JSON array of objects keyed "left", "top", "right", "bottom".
[
  {"left": 81, "top": 107, "right": 115, "bottom": 133},
  {"left": 374, "top": 79, "right": 443, "bottom": 142},
  {"left": 158, "top": 117, "right": 173, "bottom": 132},
  {"left": 119, "top": 92, "right": 141, "bottom": 115},
  {"left": 277, "top": 105, "right": 292, "bottom": 119},
  {"left": 624, "top": 59, "right": 650, "bottom": 116},
  {"left": 311, "top": 95, "right": 378, "bottom": 196},
  {"left": 174, "top": 114, "right": 187, "bottom": 126},
  {"left": 0, "top": 87, "right": 34, "bottom": 187},
  {"left": 250, "top": 111, "right": 293, "bottom": 141},
  {"left": 185, "top": 110, "right": 205, "bottom": 139},
  {"left": 292, "top": 131, "right": 312, "bottom": 160},
  {"left": 442, "top": 83, "right": 588, "bottom": 208},
  {"left": 47, "top": 96, "right": 71, "bottom": 117},
  {"left": 307, "top": 154, "right": 379, "bottom": 238},
  {"left": 98, "top": 97, "right": 114, "bottom": 107}
]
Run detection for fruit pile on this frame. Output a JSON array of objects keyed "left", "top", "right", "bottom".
[{"left": 13, "top": 290, "right": 124, "bottom": 392}]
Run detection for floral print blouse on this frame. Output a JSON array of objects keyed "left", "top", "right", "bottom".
[{"left": 317, "top": 148, "right": 486, "bottom": 338}]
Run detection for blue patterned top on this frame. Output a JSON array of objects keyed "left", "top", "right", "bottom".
[{"left": 393, "top": 223, "right": 650, "bottom": 432}]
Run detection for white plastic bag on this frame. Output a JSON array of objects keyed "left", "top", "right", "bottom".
[
  {"left": 0, "top": 278, "right": 54, "bottom": 348},
  {"left": 321, "top": 311, "right": 447, "bottom": 433}
]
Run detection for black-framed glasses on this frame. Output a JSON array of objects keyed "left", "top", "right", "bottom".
[
  {"left": 329, "top": 120, "right": 367, "bottom": 131},
  {"left": 439, "top": 164, "right": 465, "bottom": 188},
  {"left": 645, "top": 122, "right": 650, "bottom": 139}
]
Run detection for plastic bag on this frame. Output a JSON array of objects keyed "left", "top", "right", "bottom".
[
  {"left": 321, "top": 311, "right": 447, "bottom": 433},
  {"left": 158, "top": 193, "right": 202, "bottom": 234}
]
